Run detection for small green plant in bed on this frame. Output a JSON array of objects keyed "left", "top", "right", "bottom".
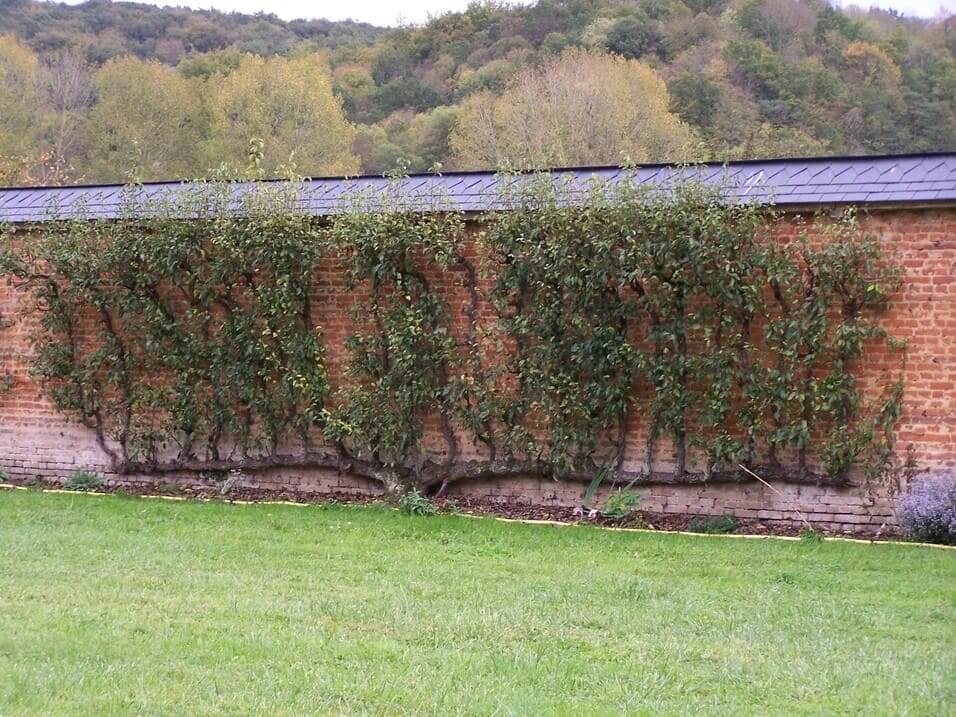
[
  {"left": 687, "top": 514, "right": 739, "bottom": 534},
  {"left": 441, "top": 499, "right": 462, "bottom": 515},
  {"left": 800, "top": 527, "right": 826, "bottom": 544},
  {"left": 599, "top": 489, "right": 640, "bottom": 520},
  {"left": 62, "top": 471, "right": 104, "bottom": 492},
  {"left": 399, "top": 488, "right": 436, "bottom": 516}
]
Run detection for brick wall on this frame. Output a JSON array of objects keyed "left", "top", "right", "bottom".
[{"left": 1, "top": 206, "right": 954, "bottom": 531}]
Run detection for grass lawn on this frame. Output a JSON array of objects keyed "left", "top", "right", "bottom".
[{"left": 0, "top": 489, "right": 953, "bottom": 715}]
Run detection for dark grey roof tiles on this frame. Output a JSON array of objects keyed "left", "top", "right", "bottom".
[{"left": 0, "top": 153, "right": 954, "bottom": 224}]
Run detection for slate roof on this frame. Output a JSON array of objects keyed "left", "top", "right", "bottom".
[{"left": 0, "top": 153, "right": 954, "bottom": 223}]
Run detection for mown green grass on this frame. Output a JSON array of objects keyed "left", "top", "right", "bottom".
[{"left": 0, "top": 489, "right": 953, "bottom": 716}]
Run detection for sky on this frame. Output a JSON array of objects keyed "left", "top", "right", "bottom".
[{"left": 55, "top": 0, "right": 955, "bottom": 26}]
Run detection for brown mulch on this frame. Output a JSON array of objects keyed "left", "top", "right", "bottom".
[{"left": 3, "top": 476, "right": 901, "bottom": 541}]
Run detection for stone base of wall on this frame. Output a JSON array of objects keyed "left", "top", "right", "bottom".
[
  {"left": 445, "top": 477, "right": 897, "bottom": 532},
  {"left": 115, "top": 466, "right": 385, "bottom": 499},
  {"left": 1, "top": 428, "right": 899, "bottom": 533}
]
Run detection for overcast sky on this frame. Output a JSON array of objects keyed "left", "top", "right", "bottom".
[{"left": 55, "top": 0, "right": 955, "bottom": 26}]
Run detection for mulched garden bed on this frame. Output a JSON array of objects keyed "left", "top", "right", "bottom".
[{"left": 2, "top": 476, "right": 901, "bottom": 541}]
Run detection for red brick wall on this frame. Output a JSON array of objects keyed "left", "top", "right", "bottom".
[{"left": 1, "top": 206, "right": 954, "bottom": 531}]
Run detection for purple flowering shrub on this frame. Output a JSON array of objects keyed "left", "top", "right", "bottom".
[{"left": 896, "top": 478, "right": 956, "bottom": 544}]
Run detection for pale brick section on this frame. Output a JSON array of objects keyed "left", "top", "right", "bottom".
[{"left": 443, "top": 479, "right": 897, "bottom": 530}]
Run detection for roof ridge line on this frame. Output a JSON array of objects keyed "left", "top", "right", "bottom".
[{"left": 2, "top": 152, "right": 955, "bottom": 193}]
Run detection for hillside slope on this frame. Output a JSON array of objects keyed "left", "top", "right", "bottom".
[{"left": 0, "top": 0, "right": 954, "bottom": 183}]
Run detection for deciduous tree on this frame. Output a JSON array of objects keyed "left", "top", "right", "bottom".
[
  {"left": 450, "top": 49, "right": 694, "bottom": 170},
  {"left": 0, "top": 35, "right": 40, "bottom": 175},
  {"left": 205, "top": 53, "right": 359, "bottom": 177},
  {"left": 37, "top": 49, "right": 94, "bottom": 183},
  {"left": 86, "top": 56, "right": 204, "bottom": 182}
]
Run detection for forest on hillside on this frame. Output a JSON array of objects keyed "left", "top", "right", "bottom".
[{"left": 0, "top": 0, "right": 954, "bottom": 185}]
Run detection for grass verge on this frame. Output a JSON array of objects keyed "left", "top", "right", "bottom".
[{"left": 1, "top": 489, "right": 953, "bottom": 714}]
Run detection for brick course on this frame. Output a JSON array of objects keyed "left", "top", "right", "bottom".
[{"left": 1, "top": 206, "right": 954, "bottom": 532}]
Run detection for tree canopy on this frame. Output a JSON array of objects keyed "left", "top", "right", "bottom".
[
  {"left": 87, "top": 57, "right": 203, "bottom": 182},
  {"left": 205, "top": 54, "right": 358, "bottom": 177},
  {"left": 0, "top": 35, "right": 40, "bottom": 181},
  {"left": 450, "top": 49, "right": 695, "bottom": 169}
]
